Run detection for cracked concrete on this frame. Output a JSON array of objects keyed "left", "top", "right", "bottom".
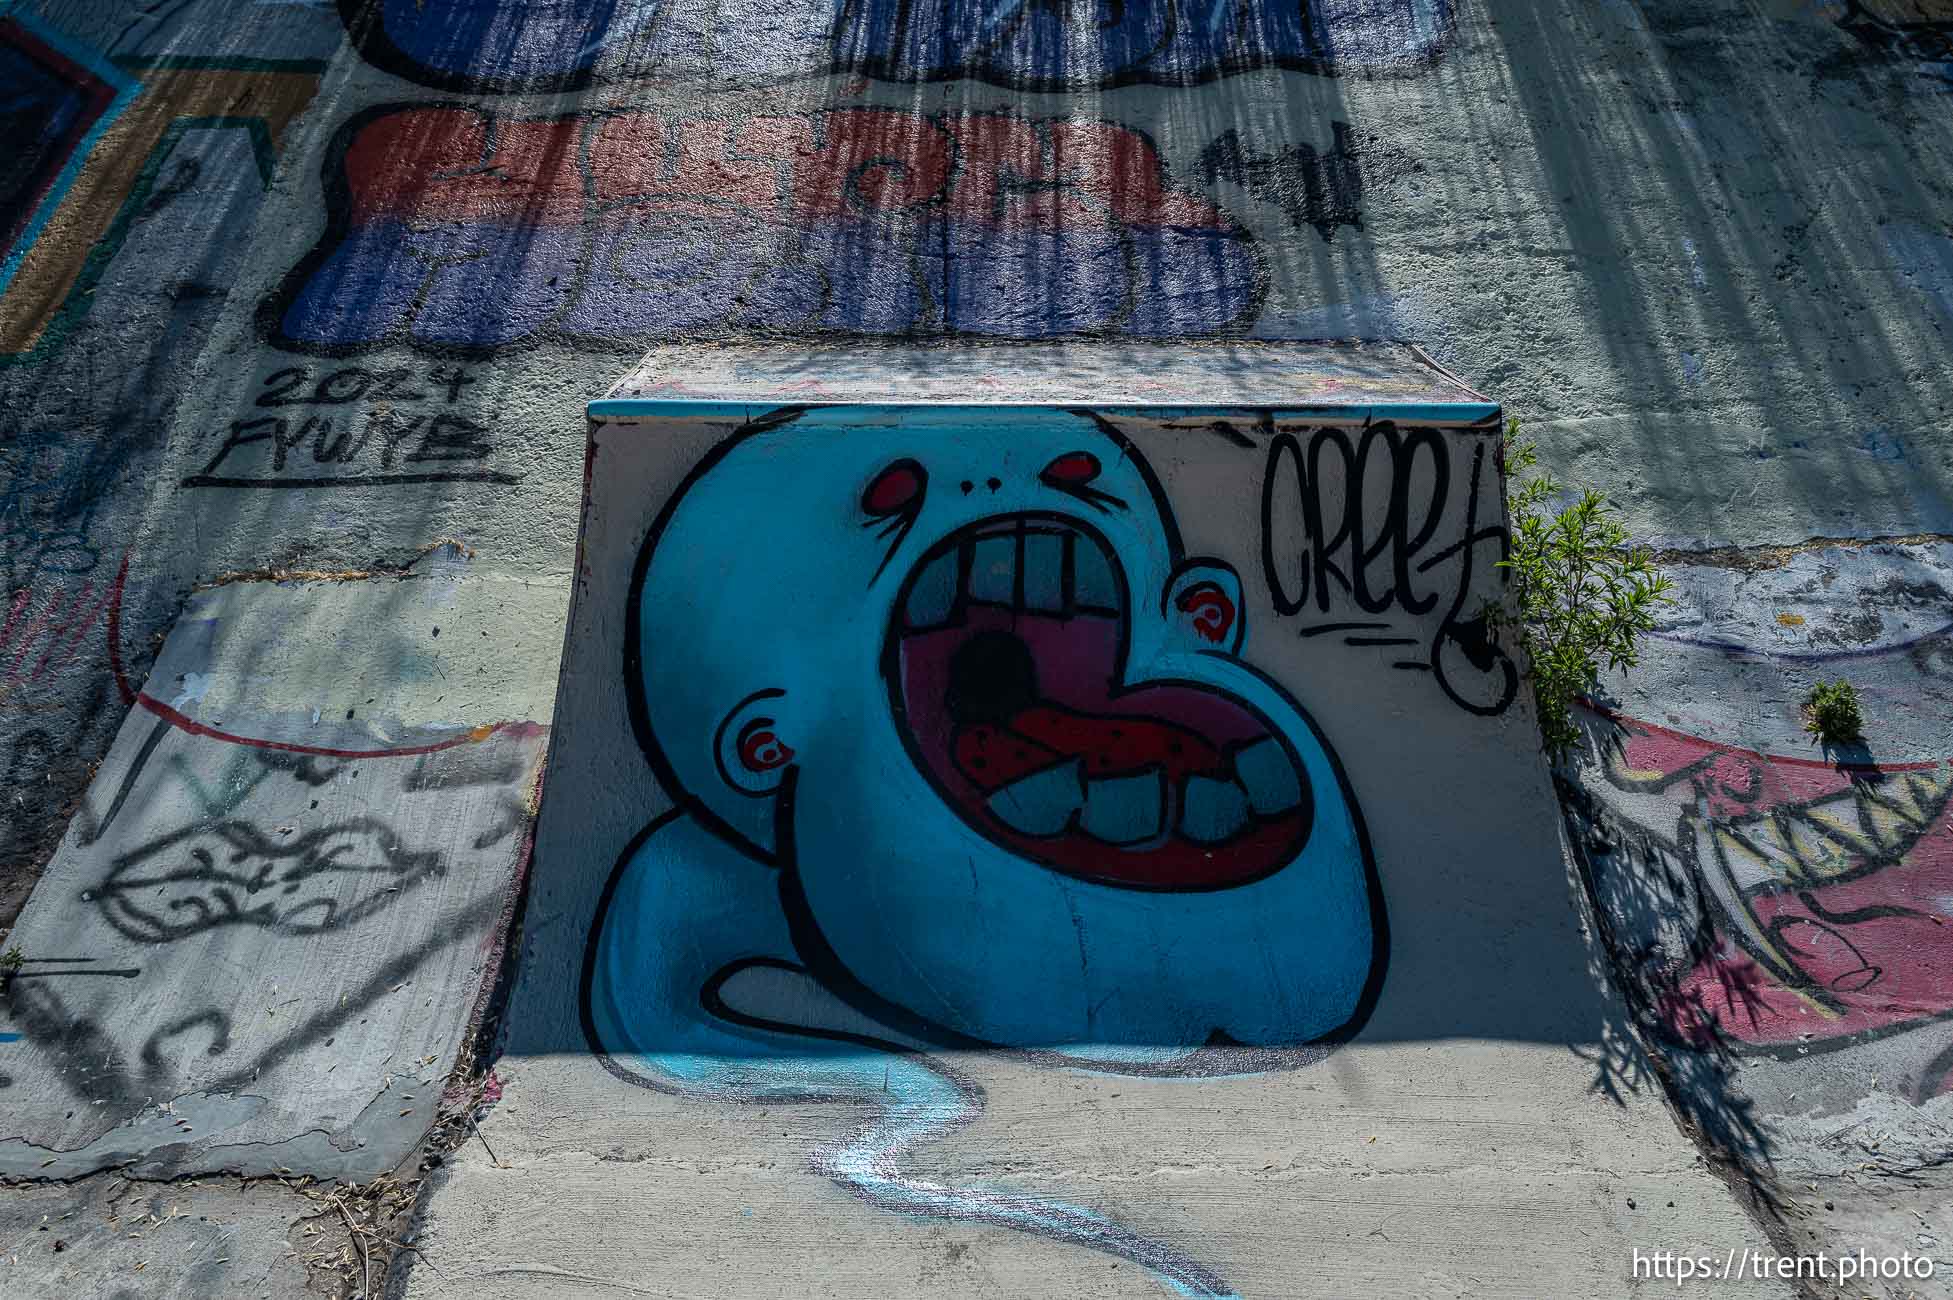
[
  {"left": 0, "top": 555, "right": 558, "bottom": 1183},
  {"left": 1651, "top": 536, "right": 1953, "bottom": 575},
  {"left": 2, "top": 0, "right": 1950, "bottom": 1291}
]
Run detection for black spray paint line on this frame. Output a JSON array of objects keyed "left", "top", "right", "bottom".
[
  {"left": 1260, "top": 423, "right": 1516, "bottom": 715},
  {"left": 182, "top": 473, "right": 523, "bottom": 489},
  {"left": 87, "top": 716, "right": 171, "bottom": 844}
]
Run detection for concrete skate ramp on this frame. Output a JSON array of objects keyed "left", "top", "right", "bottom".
[
  {"left": 439, "top": 342, "right": 1786, "bottom": 1299},
  {"left": 0, "top": 547, "right": 556, "bottom": 1181}
]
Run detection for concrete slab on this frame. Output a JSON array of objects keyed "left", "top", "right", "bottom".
[
  {"left": 0, "top": 548, "right": 557, "bottom": 1180},
  {"left": 0, "top": 1173, "right": 318, "bottom": 1298},
  {"left": 598, "top": 339, "right": 1498, "bottom": 420},
  {"left": 410, "top": 1040, "right": 1794, "bottom": 1300},
  {"left": 402, "top": 390, "right": 1786, "bottom": 1298}
]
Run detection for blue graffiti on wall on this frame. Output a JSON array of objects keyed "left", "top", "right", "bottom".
[
  {"left": 337, "top": 0, "right": 1455, "bottom": 93},
  {"left": 584, "top": 407, "right": 1386, "bottom": 1294}
]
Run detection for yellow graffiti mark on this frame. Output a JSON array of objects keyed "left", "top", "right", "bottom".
[
  {"left": 1711, "top": 767, "right": 1953, "bottom": 887},
  {"left": 1776, "top": 611, "right": 1806, "bottom": 627},
  {"left": 1, "top": 65, "right": 320, "bottom": 355}
]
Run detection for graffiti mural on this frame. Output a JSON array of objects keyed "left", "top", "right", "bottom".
[
  {"left": 0, "top": 49, "right": 324, "bottom": 360},
  {"left": 0, "top": 582, "right": 107, "bottom": 693},
  {"left": 0, "top": 552, "right": 551, "bottom": 1178},
  {"left": 0, "top": 16, "right": 136, "bottom": 297},
  {"left": 262, "top": 106, "right": 1266, "bottom": 353},
  {"left": 581, "top": 405, "right": 1388, "bottom": 1293},
  {"left": 1199, "top": 122, "right": 1367, "bottom": 243},
  {"left": 1568, "top": 711, "right": 1953, "bottom": 1060},
  {"left": 1, "top": 430, "right": 125, "bottom": 583},
  {"left": 336, "top": 0, "right": 1456, "bottom": 94}
]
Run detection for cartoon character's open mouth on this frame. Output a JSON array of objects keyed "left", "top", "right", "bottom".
[{"left": 888, "top": 513, "right": 1314, "bottom": 891}]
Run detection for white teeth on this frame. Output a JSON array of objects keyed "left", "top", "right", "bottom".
[
  {"left": 1234, "top": 737, "right": 1303, "bottom": 816},
  {"left": 1072, "top": 533, "right": 1118, "bottom": 611},
  {"left": 1022, "top": 532, "right": 1066, "bottom": 612},
  {"left": 969, "top": 534, "right": 1016, "bottom": 606},
  {"left": 905, "top": 548, "right": 959, "bottom": 629},
  {"left": 986, "top": 760, "right": 1084, "bottom": 837},
  {"left": 985, "top": 748, "right": 1304, "bottom": 848},
  {"left": 1079, "top": 768, "right": 1167, "bottom": 845},
  {"left": 901, "top": 524, "right": 1123, "bottom": 629},
  {"left": 1180, "top": 774, "right": 1252, "bottom": 844}
]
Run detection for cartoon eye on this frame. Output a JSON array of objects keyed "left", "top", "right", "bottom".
[
  {"left": 1175, "top": 582, "right": 1236, "bottom": 644},
  {"left": 863, "top": 459, "right": 926, "bottom": 517},
  {"left": 1040, "top": 451, "right": 1100, "bottom": 487},
  {"left": 736, "top": 720, "right": 794, "bottom": 772}
]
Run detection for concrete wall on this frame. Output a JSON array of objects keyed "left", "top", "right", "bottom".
[
  {"left": 3, "top": 0, "right": 1951, "bottom": 1275},
  {"left": 496, "top": 398, "right": 1787, "bottom": 1296}
]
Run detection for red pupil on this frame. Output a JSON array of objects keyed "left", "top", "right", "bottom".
[
  {"left": 865, "top": 464, "right": 920, "bottom": 514},
  {"left": 1045, "top": 452, "right": 1097, "bottom": 483}
]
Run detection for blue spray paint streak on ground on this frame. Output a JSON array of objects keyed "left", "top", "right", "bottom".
[
  {"left": 0, "top": 1033, "right": 22, "bottom": 1043},
  {"left": 616, "top": 1038, "right": 1237, "bottom": 1297}
]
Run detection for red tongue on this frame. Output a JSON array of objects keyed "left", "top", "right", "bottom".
[{"left": 952, "top": 704, "right": 1223, "bottom": 793}]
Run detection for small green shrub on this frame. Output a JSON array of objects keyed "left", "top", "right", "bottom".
[
  {"left": 1485, "top": 420, "right": 1674, "bottom": 761},
  {"left": 1802, "top": 679, "right": 1864, "bottom": 745}
]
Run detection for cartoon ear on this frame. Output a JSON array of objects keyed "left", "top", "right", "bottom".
[
  {"left": 1163, "top": 561, "right": 1245, "bottom": 655},
  {"left": 714, "top": 690, "right": 797, "bottom": 797}
]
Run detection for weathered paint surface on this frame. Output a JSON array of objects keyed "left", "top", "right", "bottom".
[
  {"left": 0, "top": 0, "right": 1949, "bottom": 1285},
  {"left": 264, "top": 106, "right": 1265, "bottom": 350},
  {"left": 1577, "top": 715, "right": 1953, "bottom": 1053},
  {"left": 0, "top": 553, "right": 555, "bottom": 1180},
  {"left": 484, "top": 389, "right": 1787, "bottom": 1297},
  {"left": 334, "top": 0, "right": 1457, "bottom": 92}
]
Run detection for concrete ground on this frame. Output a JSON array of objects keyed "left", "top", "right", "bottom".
[
  {"left": 0, "top": 1174, "right": 319, "bottom": 1298},
  {"left": 403, "top": 1039, "right": 1790, "bottom": 1298}
]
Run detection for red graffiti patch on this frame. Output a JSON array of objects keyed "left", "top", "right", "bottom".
[
  {"left": 1586, "top": 710, "right": 1953, "bottom": 1050},
  {"left": 1175, "top": 583, "right": 1235, "bottom": 644},
  {"left": 737, "top": 722, "right": 794, "bottom": 773},
  {"left": 265, "top": 105, "right": 1265, "bottom": 351}
]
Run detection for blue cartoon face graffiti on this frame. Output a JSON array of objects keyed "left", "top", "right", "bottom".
[{"left": 590, "top": 405, "right": 1383, "bottom": 1059}]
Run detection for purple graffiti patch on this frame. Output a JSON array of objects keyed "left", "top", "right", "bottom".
[{"left": 262, "top": 106, "right": 1266, "bottom": 353}]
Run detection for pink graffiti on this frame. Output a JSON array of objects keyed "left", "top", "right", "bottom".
[
  {"left": 1596, "top": 710, "right": 1953, "bottom": 1050},
  {"left": 0, "top": 580, "right": 105, "bottom": 685}
]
